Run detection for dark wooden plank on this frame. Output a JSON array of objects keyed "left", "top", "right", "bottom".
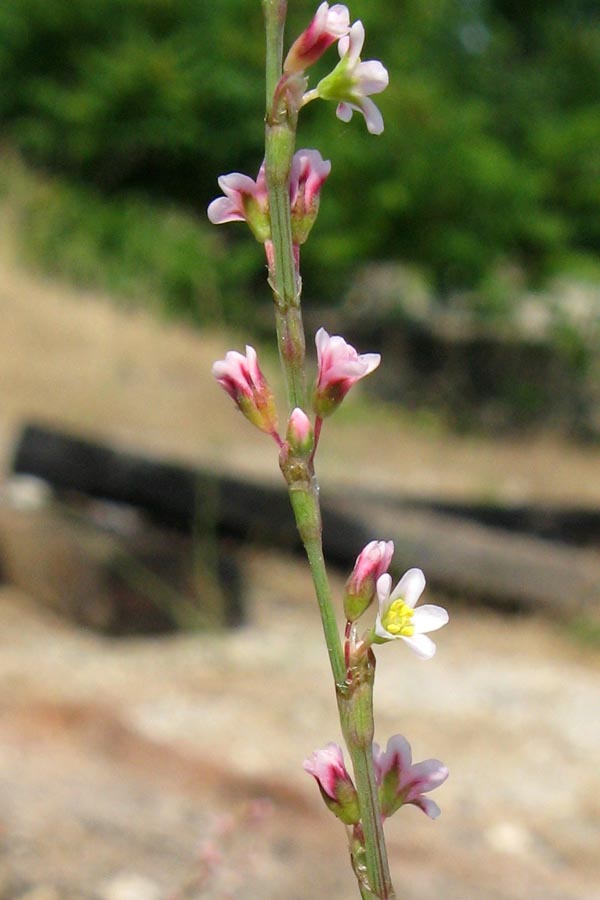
[{"left": 11, "top": 423, "right": 600, "bottom": 622}]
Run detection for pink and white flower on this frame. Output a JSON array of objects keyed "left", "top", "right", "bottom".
[
  {"left": 212, "top": 346, "right": 279, "bottom": 437},
  {"left": 208, "top": 150, "right": 330, "bottom": 248},
  {"left": 313, "top": 327, "right": 380, "bottom": 417},
  {"left": 315, "top": 20, "right": 389, "bottom": 134},
  {"left": 374, "top": 569, "right": 449, "bottom": 659},
  {"left": 345, "top": 540, "right": 394, "bottom": 621},
  {"left": 373, "top": 734, "right": 449, "bottom": 819},
  {"left": 284, "top": 3, "right": 351, "bottom": 74},
  {"left": 207, "top": 165, "right": 270, "bottom": 242},
  {"left": 303, "top": 742, "right": 360, "bottom": 824},
  {"left": 290, "top": 149, "right": 332, "bottom": 245}
]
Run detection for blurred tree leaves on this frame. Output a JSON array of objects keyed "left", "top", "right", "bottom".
[{"left": 0, "top": 0, "right": 598, "bottom": 308}]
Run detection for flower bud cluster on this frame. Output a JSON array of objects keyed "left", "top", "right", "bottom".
[
  {"left": 207, "top": 3, "right": 389, "bottom": 252},
  {"left": 284, "top": 3, "right": 389, "bottom": 135},
  {"left": 304, "top": 735, "right": 448, "bottom": 824},
  {"left": 342, "top": 540, "right": 448, "bottom": 662},
  {"left": 208, "top": 149, "right": 331, "bottom": 252},
  {"left": 212, "top": 328, "right": 382, "bottom": 446}
]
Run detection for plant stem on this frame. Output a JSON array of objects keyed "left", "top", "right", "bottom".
[
  {"left": 263, "top": 0, "right": 286, "bottom": 104},
  {"left": 338, "top": 662, "right": 396, "bottom": 900},
  {"left": 288, "top": 481, "right": 346, "bottom": 686},
  {"left": 262, "top": 2, "right": 395, "bottom": 897},
  {"left": 262, "top": 0, "right": 306, "bottom": 410}
]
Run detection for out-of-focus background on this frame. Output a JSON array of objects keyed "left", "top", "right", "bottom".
[{"left": 0, "top": 1, "right": 599, "bottom": 898}]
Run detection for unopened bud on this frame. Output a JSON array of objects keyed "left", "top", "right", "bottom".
[
  {"left": 304, "top": 742, "right": 360, "bottom": 825},
  {"left": 313, "top": 327, "right": 380, "bottom": 418},
  {"left": 344, "top": 540, "right": 394, "bottom": 621},
  {"left": 286, "top": 407, "right": 313, "bottom": 455},
  {"left": 290, "top": 149, "right": 331, "bottom": 245},
  {"left": 212, "top": 346, "right": 279, "bottom": 438},
  {"left": 284, "top": 3, "right": 350, "bottom": 75}
]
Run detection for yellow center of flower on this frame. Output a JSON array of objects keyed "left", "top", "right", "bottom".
[{"left": 382, "top": 598, "right": 415, "bottom": 636}]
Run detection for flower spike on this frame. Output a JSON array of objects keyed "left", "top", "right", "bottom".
[{"left": 374, "top": 569, "right": 449, "bottom": 659}]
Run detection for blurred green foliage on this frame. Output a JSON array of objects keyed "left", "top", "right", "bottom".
[
  {"left": 0, "top": 153, "right": 256, "bottom": 325},
  {"left": 0, "top": 0, "right": 598, "bottom": 317}
]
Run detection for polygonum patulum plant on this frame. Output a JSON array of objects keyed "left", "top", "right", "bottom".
[{"left": 209, "top": 4, "right": 449, "bottom": 897}]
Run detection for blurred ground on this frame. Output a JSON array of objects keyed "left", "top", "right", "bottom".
[{"left": 1, "top": 257, "right": 599, "bottom": 899}]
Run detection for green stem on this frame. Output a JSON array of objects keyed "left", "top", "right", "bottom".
[
  {"left": 349, "top": 746, "right": 395, "bottom": 899},
  {"left": 359, "top": 887, "right": 381, "bottom": 900},
  {"left": 262, "top": 0, "right": 306, "bottom": 410},
  {"left": 262, "top": 2, "right": 394, "bottom": 897},
  {"left": 288, "top": 481, "right": 346, "bottom": 686},
  {"left": 263, "top": 0, "right": 286, "bottom": 104},
  {"left": 339, "top": 666, "right": 396, "bottom": 900}
]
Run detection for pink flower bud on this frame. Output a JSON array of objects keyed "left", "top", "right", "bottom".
[
  {"left": 344, "top": 540, "right": 394, "bottom": 621},
  {"left": 289, "top": 149, "right": 331, "bottom": 245},
  {"left": 373, "top": 735, "right": 449, "bottom": 820},
  {"left": 212, "top": 346, "right": 279, "bottom": 438},
  {"left": 284, "top": 3, "right": 350, "bottom": 75},
  {"left": 286, "top": 407, "right": 313, "bottom": 454},
  {"left": 313, "top": 327, "right": 380, "bottom": 417},
  {"left": 304, "top": 742, "right": 360, "bottom": 825},
  {"left": 207, "top": 165, "right": 270, "bottom": 242}
]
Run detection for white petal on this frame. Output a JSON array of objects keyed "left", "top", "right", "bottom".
[
  {"left": 315, "top": 326, "right": 330, "bottom": 360},
  {"left": 357, "top": 60, "right": 389, "bottom": 95},
  {"left": 207, "top": 197, "right": 243, "bottom": 224},
  {"left": 391, "top": 568, "right": 425, "bottom": 609},
  {"left": 376, "top": 572, "right": 393, "bottom": 607},
  {"left": 408, "top": 760, "right": 449, "bottom": 792},
  {"left": 384, "top": 734, "right": 413, "bottom": 768},
  {"left": 413, "top": 796, "right": 442, "bottom": 819},
  {"left": 411, "top": 605, "right": 449, "bottom": 634},
  {"left": 244, "top": 345, "right": 261, "bottom": 383},
  {"left": 374, "top": 616, "right": 394, "bottom": 640},
  {"left": 336, "top": 102, "right": 354, "bottom": 122},
  {"left": 401, "top": 633, "right": 436, "bottom": 659},
  {"left": 359, "top": 352, "right": 381, "bottom": 375},
  {"left": 328, "top": 5, "right": 351, "bottom": 36},
  {"left": 217, "top": 172, "right": 257, "bottom": 197},
  {"left": 361, "top": 97, "right": 384, "bottom": 135},
  {"left": 337, "top": 35, "right": 349, "bottom": 58},
  {"left": 346, "top": 20, "right": 365, "bottom": 66}
]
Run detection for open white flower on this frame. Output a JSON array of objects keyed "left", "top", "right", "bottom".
[
  {"left": 374, "top": 569, "right": 448, "bottom": 659},
  {"left": 314, "top": 20, "right": 389, "bottom": 134}
]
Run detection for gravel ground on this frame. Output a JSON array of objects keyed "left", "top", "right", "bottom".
[
  {"left": 0, "top": 256, "right": 599, "bottom": 898},
  {"left": 0, "top": 546, "right": 599, "bottom": 899}
]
